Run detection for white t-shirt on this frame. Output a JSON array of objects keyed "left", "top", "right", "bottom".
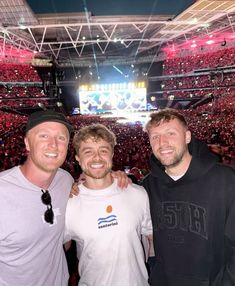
[
  {"left": 0, "top": 166, "right": 74, "bottom": 286},
  {"left": 65, "top": 179, "right": 152, "bottom": 286}
]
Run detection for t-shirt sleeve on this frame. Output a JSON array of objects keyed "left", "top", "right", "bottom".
[
  {"left": 63, "top": 202, "right": 72, "bottom": 243},
  {"left": 141, "top": 188, "right": 153, "bottom": 236}
]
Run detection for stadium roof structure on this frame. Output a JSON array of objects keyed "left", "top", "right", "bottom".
[{"left": 0, "top": 0, "right": 235, "bottom": 67}]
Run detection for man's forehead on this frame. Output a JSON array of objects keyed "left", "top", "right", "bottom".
[
  {"left": 80, "top": 137, "right": 111, "bottom": 148},
  {"left": 28, "top": 121, "right": 70, "bottom": 134},
  {"left": 149, "top": 119, "right": 184, "bottom": 132},
  {"left": 152, "top": 118, "right": 181, "bottom": 127}
]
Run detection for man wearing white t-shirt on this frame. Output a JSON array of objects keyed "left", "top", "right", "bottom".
[{"left": 65, "top": 123, "right": 152, "bottom": 286}]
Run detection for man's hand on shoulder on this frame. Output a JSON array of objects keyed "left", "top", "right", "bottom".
[
  {"left": 69, "top": 173, "right": 86, "bottom": 198},
  {"left": 111, "top": 170, "right": 132, "bottom": 189}
]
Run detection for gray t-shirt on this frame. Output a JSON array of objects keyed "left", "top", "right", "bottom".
[{"left": 0, "top": 166, "right": 74, "bottom": 286}]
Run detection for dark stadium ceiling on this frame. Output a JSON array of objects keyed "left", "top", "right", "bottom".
[{"left": 0, "top": 0, "right": 235, "bottom": 67}]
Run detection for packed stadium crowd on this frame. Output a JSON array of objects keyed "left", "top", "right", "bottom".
[
  {"left": 162, "top": 73, "right": 235, "bottom": 96},
  {"left": 0, "top": 92, "right": 234, "bottom": 178},
  {"left": 0, "top": 63, "right": 41, "bottom": 82},
  {"left": 0, "top": 66, "right": 49, "bottom": 108},
  {"left": 162, "top": 46, "right": 235, "bottom": 75},
  {"left": 0, "top": 46, "right": 235, "bottom": 177},
  {"left": 161, "top": 47, "right": 235, "bottom": 101},
  {"left": 162, "top": 86, "right": 232, "bottom": 99}
]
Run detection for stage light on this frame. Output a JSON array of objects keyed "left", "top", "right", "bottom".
[
  {"left": 128, "top": 82, "right": 135, "bottom": 89},
  {"left": 206, "top": 40, "right": 214, "bottom": 45},
  {"left": 56, "top": 102, "right": 63, "bottom": 107},
  {"left": 113, "top": 65, "right": 123, "bottom": 75},
  {"left": 19, "top": 24, "right": 26, "bottom": 30},
  {"left": 190, "top": 18, "right": 198, "bottom": 24}
]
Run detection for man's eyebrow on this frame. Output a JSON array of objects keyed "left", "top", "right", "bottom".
[
  {"left": 99, "top": 145, "right": 111, "bottom": 149},
  {"left": 80, "top": 145, "right": 111, "bottom": 151},
  {"left": 80, "top": 146, "right": 92, "bottom": 151}
]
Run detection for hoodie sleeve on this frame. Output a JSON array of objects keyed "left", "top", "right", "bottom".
[
  {"left": 213, "top": 167, "right": 235, "bottom": 286},
  {"left": 221, "top": 193, "right": 235, "bottom": 286}
]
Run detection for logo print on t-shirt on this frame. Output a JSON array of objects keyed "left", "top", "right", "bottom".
[
  {"left": 97, "top": 205, "right": 118, "bottom": 229},
  {"left": 106, "top": 205, "right": 112, "bottom": 213}
]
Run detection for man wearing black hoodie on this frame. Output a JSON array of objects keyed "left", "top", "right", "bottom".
[{"left": 143, "top": 108, "right": 235, "bottom": 286}]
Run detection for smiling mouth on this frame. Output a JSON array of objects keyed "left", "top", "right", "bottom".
[
  {"left": 90, "top": 163, "right": 104, "bottom": 169},
  {"left": 159, "top": 148, "right": 174, "bottom": 155},
  {"left": 45, "top": 152, "right": 58, "bottom": 158}
]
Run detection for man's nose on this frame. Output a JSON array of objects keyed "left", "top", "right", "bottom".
[
  {"left": 92, "top": 151, "right": 101, "bottom": 159},
  {"left": 48, "top": 137, "right": 58, "bottom": 147},
  {"left": 159, "top": 134, "right": 168, "bottom": 145}
]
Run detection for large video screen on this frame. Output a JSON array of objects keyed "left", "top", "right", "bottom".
[{"left": 79, "top": 84, "right": 146, "bottom": 114}]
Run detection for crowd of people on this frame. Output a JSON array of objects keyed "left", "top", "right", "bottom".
[
  {"left": 162, "top": 87, "right": 233, "bottom": 99},
  {"left": 162, "top": 72, "right": 235, "bottom": 94},
  {"left": 0, "top": 99, "right": 49, "bottom": 109},
  {"left": 0, "top": 64, "right": 49, "bottom": 108},
  {"left": 0, "top": 99, "right": 234, "bottom": 177},
  {"left": 0, "top": 86, "right": 44, "bottom": 98},
  {"left": 163, "top": 46, "right": 235, "bottom": 75},
  {"left": 0, "top": 63, "right": 41, "bottom": 82},
  {"left": 0, "top": 56, "right": 234, "bottom": 174},
  {"left": 161, "top": 47, "right": 235, "bottom": 101}
]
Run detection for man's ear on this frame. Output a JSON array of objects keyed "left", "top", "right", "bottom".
[
  {"left": 186, "top": 130, "right": 191, "bottom": 144},
  {"left": 75, "top": 154, "right": 80, "bottom": 163},
  {"left": 24, "top": 137, "right": 30, "bottom": 152}
]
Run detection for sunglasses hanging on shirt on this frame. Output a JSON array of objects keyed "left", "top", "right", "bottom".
[{"left": 41, "top": 190, "right": 54, "bottom": 224}]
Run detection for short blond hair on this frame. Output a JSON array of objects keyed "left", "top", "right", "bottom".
[{"left": 73, "top": 123, "right": 116, "bottom": 154}]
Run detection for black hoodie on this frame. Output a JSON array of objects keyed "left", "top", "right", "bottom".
[{"left": 143, "top": 137, "right": 235, "bottom": 286}]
